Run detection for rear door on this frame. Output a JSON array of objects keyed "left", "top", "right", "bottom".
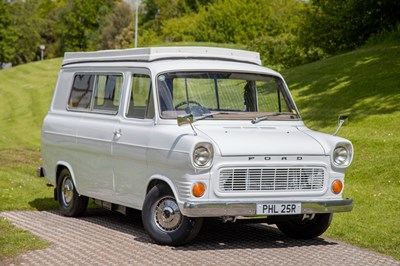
[{"left": 69, "top": 72, "right": 124, "bottom": 201}]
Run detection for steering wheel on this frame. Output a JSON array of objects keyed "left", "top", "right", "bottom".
[{"left": 174, "top": 100, "right": 203, "bottom": 109}]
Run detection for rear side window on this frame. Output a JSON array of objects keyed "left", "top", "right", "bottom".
[
  {"left": 68, "top": 73, "right": 123, "bottom": 114},
  {"left": 68, "top": 75, "right": 95, "bottom": 109},
  {"left": 93, "top": 75, "right": 123, "bottom": 113}
]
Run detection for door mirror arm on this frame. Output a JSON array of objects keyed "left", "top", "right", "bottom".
[
  {"left": 333, "top": 115, "right": 348, "bottom": 136},
  {"left": 177, "top": 114, "right": 197, "bottom": 136}
]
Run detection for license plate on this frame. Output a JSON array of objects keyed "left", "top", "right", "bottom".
[{"left": 256, "top": 203, "right": 301, "bottom": 215}]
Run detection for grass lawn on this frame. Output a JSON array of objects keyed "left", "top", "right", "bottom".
[
  {"left": 0, "top": 216, "right": 48, "bottom": 261},
  {"left": 282, "top": 35, "right": 400, "bottom": 258},
  {"left": 0, "top": 35, "right": 399, "bottom": 260},
  {"left": 0, "top": 59, "right": 61, "bottom": 262}
]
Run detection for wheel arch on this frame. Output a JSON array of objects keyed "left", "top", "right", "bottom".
[
  {"left": 55, "top": 161, "right": 81, "bottom": 194},
  {"left": 145, "top": 175, "right": 180, "bottom": 203}
]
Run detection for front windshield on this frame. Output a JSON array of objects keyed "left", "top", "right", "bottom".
[{"left": 157, "top": 71, "right": 299, "bottom": 121}]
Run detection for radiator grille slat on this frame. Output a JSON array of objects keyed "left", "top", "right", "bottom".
[{"left": 219, "top": 167, "right": 325, "bottom": 192}]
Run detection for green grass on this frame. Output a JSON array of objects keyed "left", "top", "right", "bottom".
[
  {"left": 0, "top": 149, "right": 57, "bottom": 211},
  {"left": 0, "top": 58, "right": 62, "bottom": 150},
  {"left": 0, "top": 217, "right": 49, "bottom": 261},
  {"left": 0, "top": 35, "right": 399, "bottom": 260},
  {"left": 0, "top": 59, "right": 61, "bottom": 261},
  {"left": 282, "top": 34, "right": 400, "bottom": 259}
]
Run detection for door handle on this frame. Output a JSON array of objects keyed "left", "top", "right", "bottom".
[{"left": 113, "top": 129, "right": 122, "bottom": 137}]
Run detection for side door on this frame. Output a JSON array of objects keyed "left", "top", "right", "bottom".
[
  {"left": 71, "top": 72, "right": 124, "bottom": 201},
  {"left": 112, "top": 70, "right": 155, "bottom": 208}
]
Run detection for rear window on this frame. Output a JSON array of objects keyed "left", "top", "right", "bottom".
[{"left": 68, "top": 73, "right": 123, "bottom": 114}]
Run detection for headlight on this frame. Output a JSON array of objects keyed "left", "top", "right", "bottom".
[
  {"left": 333, "top": 143, "right": 353, "bottom": 167},
  {"left": 193, "top": 143, "right": 213, "bottom": 168}
]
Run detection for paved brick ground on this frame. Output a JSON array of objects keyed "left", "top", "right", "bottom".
[{"left": 1, "top": 210, "right": 399, "bottom": 266}]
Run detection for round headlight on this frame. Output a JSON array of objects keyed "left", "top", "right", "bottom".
[
  {"left": 193, "top": 143, "right": 213, "bottom": 168},
  {"left": 333, "top": 146, "right": 349, "bottom": 166}
]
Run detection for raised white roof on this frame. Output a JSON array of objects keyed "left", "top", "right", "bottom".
[{"left": 62, "top": 47, "right": 261, "bottom": 66}]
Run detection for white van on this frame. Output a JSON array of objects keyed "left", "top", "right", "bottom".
[{"left": 40, "top": 47, "right": 353, "bottom": 245}]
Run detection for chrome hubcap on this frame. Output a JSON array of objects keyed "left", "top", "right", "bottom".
[
  {"left": 154, "top": 196, "right": 182, "bottom": 232},
  {"left": 61, "top": 177, "right": 74, "bottom": 207}
]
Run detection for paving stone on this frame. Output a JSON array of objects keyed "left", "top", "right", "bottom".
[{"left": 1, "top": 210, "right": 399, "bottom": 266}]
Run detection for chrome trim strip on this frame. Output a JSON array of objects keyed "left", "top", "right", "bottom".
[{"left": 182, "top": 198, "right": 353, "bottom": 217}]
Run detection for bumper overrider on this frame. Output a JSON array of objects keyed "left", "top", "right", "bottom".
[{"left": 183, "top": 198, "right": 353, "bottom": 217}]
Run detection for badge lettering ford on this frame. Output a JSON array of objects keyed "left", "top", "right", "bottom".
[
  {"left": 248, "top": 156, "right": 303, "bottom": 161},
  {"left": 256, "top": 203, "right": 301, "bottom": 215}
]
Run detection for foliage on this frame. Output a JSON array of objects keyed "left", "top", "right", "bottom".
[
  {"left": 11, "top": 1, "right": 44, "bottom": 65},
  {"left": 101, "top": 1, "right": 133, "bottom": 49},
  {"left": 0, "top": 0, "right": 122, "bottom": 66},
  {"left": 247, "top": 33, "right": 324, "bottom": 70},
  {"left": 54, "top": 0, "right": 116, "bottom": 53},
  {"left": 0, "top": 1, "right": 43, "bottom": 65},
  {"left": 300, "top": 0, "right": 400, "bottom": 54},
  {"left": 0, "top": 1, "right": 17, "bottom": 65},
  {"left": 136, "top": 0, "right": 313, "bottom": 67},
  {"left": 1, "top": 0, "right": 400, "bottom": 76}
]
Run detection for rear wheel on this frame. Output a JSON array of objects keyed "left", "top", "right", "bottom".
[
  {"left": 57, "top": 169, "right": 88, "bottom": 217},
  {"left": 276, "top": 213, "right": 333, "bottom": 239},
  {"left": 142, "top": 183, "right": 203, "bottom": 246}
]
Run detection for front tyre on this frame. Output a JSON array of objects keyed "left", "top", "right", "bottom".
[
  {"left": 142, "top": 183, "right": 203, "bottom": 246},
  {"left": 276, "top": 213, "right": 333, "bottom": 239},
  {"left": 57, "top": 169, "right": 88, "bottom": 217}
]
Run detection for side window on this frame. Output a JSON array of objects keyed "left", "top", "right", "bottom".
[
  {"left": 68, "top": 73, "right": 123, "bottom": 114},
  {"left": 127, "top": 74, "right": 153, "bottom": 119},
  {"left": 93, "top": 75, "right": 123, "bottom": 113},
  {"left": 68, "top": 74, "right": 95, "bottom": 109}
]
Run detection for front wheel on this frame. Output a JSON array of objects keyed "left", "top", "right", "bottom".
[
  {"left": 142, "top": 183, "right": 203, "bottom": 246},
  {"left": 57, "top": 169, "right": 88, "bottom": 217},
  {"left": 276, "top": 213, "right": 333, "bottom": 239}
]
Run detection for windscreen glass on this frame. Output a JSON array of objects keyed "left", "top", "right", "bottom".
[{"left": 157, "top": 71, "right": 299, "bottom": 121}]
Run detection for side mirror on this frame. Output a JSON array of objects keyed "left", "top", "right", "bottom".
[
  {"left": 333, "top": 115, "right": 348, "bottom": 136},
  {"left": 177, "top": 114, "right": 197, "bottom": 136},
  {"left": 177, "top": 113, "right": 194, "bottom": 126}
]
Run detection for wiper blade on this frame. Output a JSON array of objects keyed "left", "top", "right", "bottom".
[
  {"left": 194, "top": 111, "right": 231, "bottom": 122},
  {"left": 251, "top": 113, "right": 280, "bottom": 124}
]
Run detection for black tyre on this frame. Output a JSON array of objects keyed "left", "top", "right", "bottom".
[
  {"left": 57, "top": 169, "right": 88, "bottom": 217},
  {"left": 276, "top": 213, "right": 333, "bottom": 239},
  {"left": 142, "top": 183, "right": 203, "bottom": 246}
]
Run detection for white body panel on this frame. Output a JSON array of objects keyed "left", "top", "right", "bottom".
[{"left": 41, "top": 47, "right": 353, "bottom": 217}]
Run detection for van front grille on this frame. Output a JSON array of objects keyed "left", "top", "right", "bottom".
[{"left": 218, "top": 167, "right": 325, "bottom": 192}]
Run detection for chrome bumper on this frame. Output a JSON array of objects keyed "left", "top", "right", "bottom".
[{"left": 182, "top": 198, "right": 353, "bottom": 217}]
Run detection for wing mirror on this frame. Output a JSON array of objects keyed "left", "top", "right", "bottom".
[
  {"left": 333, "top": 115, "right": 348, "bottom": 136},
  {"left": 177, "top": 114, "right": 197, "bottom": 136},
  {"left": 177, "top": 113, "right": 193, "bottom": 126}
]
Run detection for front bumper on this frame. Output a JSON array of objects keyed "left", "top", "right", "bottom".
[{"left": 183, "top": 198, "right": 353, "bottom": 217}]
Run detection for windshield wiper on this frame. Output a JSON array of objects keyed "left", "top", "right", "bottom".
[
  {"left": 251, "top": 113, "right": 281, "bottom": 124},
  {"left": 194, "top": 111, "right": 231, "bottom": 122}
]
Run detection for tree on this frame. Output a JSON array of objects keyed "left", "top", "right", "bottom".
[
  {"left": 0, "top": 1, "right": 17, "bottom": 65},
  {"left": 101, "top": 1, "right": 133, "bottom": 49},
  {"left": 300, "top": 0, "right": 400, "bottom": 54},
  {"left": 54, "top": 0, "right": 116, "bottom": 53},
  {"left": 137, "top": 0, "right": 312, "bottom": 68},
  {"left": 10, "top": 0, "right": 43, "bottom": 65}
]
